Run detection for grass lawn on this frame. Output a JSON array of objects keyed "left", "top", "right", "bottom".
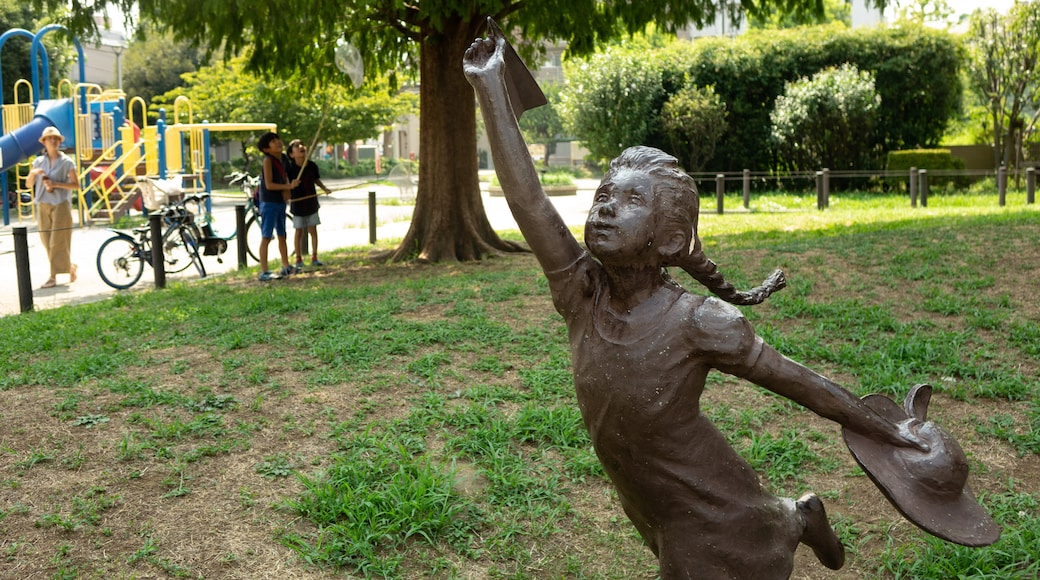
[{"left": 1, "top": 190, "right": 1038, "bottom": 579}]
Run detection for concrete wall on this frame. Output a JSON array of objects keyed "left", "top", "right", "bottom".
[{"left": 948, "top": 145, "right": 995, "bottom": 171}]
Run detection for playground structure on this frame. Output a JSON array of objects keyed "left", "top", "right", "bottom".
[{"left": 1, "top": 25, "right": 275, "bottom": 227}]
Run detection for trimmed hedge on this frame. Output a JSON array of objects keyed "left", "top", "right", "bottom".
[
  {"left": 886, "top": 149, "right": 969, "bottom": 189},
  {"left": 563, "top": 23, "right": 963, "bottom": 173}
]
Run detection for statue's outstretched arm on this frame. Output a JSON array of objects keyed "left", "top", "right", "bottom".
[
  {"left": 464, "top": 18, "right": 585, "bottom": 273},
  {"left": 743, "top": 342, "right": 928, "bottom": 450}
]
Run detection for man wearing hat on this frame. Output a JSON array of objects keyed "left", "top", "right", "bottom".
[{"left": 26, "top": 126, "right": 79, "bottom": 289}]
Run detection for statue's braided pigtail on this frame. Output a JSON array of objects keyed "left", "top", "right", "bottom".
[{"left": 678, "top": 245, "right": 786, "bottom": 306}]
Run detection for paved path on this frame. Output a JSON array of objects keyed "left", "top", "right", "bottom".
[{"left": 0, "top": 177, "right": 597, "bottom": 316}]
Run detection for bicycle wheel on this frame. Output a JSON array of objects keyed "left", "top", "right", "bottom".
[
  {"left": 96, "top": 236, "right": 145, "bottom": 289},
  {"left": 161, "top": 223, "right": 197, "bottom": 273},
  {"left": 180, "top": 226, "right": 207, "bottom": 278},
  {"left": 245, "top": 213, "right": 262, "bottom": 263}
]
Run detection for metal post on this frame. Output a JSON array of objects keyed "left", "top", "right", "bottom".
[
  {"left": 235, "top": 205, "right": 247, "bottom": 268},
  {"left": 150, "top": 213, "right": 166, "bottom": 289},
  {"left": 368, "top": 191, "right": 377, "bottom": 244},
  {"left": 715, "top": 174, "right": 724, "bottom": 215},
  {"left": 1027, "top": 167, "right": 1036, "bottom": 204},
  {"left": 815, "top": 171, "right": 824, "bottom": 210},
  {"left": 14, "top": 227, "right": 33, "bottom": 313},
  {"left": 742, "top": 169, "right": 750, "bottom": 209},
  {"left": 998, "top": 166, "right": 1007, "bottom": 206},
  {"left": 910, "top": 167, "right": 918, "bottom": 207},
  {"left": 822, "top": 168, "right": 830, "bottom": 209},
  {"left": 919, "top": 169, "right": 928, "bottom": 208}
]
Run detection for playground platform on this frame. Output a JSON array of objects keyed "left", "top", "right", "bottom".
[{"left": 0, "top": 176, "right": 599, "bottom": 316}]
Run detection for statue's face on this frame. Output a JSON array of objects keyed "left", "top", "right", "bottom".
[{"left": 584, "top": 169, "right": 658, "bottom": 264}]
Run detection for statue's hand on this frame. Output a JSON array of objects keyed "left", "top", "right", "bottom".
[
  {"left": 865, "top": 384, "right": 934, "bottom": 452},
  {"left": 463, "top": 17, "right": 506, "bottom": 83},
  {"left": 895, "top": 419, "right": 932, "bottom": 452}
]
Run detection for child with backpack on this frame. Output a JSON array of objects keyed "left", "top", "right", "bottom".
[{"left": 256, "top": 132, "right": 299, "bottom": 281}]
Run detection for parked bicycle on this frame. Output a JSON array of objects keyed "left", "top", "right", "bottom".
[
  {"left": 216, "top": 171, "right": 264, "bottom": 263},
  {"left": 96, "top": 197, "right": 206, "bottom": 289}
]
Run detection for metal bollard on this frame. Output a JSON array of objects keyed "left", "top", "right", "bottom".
[
  {"left": 998, "top": 166, "right": 1007, "bottom": 207},
  {"left": 369, "top": 191, "right": 377, "bottom": 244},
  {"left": 822, "top": 168, "right": 830, "bottom": 209},
  {"left": 742, "top": 169, "right": 750, "bottom": 209},
  {"left": 150, "top": 214, "right": 166, "bottom": 289},
  {"left": 716, "top": 174, "right": 724, "bottom": 214},
  {"left": 816, "top": 171, "right": 824, "bottom": 210},
  {"left": 910, "top": 167, "right": 918, "bottom": 207},
  {"left": 235, "top": 205, "right": 247, "bottom": 269},
  {"left": 14, "top": 227, "right": 33, "bottom": 313},
  {"left": 1028, "top": 167, "right": 1036, "bottom": 204}
]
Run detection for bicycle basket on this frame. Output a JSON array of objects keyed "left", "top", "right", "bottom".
[
  {"left": 139, "top": 177, "right": 184, "bottom": 210},
  {"left": 139, "top": 180, "right": 166, "bottom": 210}
]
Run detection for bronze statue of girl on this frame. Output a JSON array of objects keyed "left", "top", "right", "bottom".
[{"left": 464, "top": 18, "right": 997, "bottom": 578}]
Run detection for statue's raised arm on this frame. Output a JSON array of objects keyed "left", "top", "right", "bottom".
[{"left": 464, "top": 18, "right": 585, "bottom": 274}]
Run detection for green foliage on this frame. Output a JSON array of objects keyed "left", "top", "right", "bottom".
[
  {"left": 564, "top": 24, "right": 962, "bottom": 172},
  {"left": 121, "top": 25, "right": 207, "bottom": 104},
  {"left": 561, "top": 45, "right": 665, "bottom": 164},
  {"left": 156, "top": 55, "right": 415, "bottom": 159},
  {"left": 748, "top": 0, "right": 851, "bottom": 28},
  {"left": 892, "top": 0, "right": 956, "bottom": 26},
  {"left": 659, "top": 84, "right": 728, "bottom": 173},
  {"left": 0, "top": 0, "right": 45, "bottom": 104},
  {"left": 490, "top": 169, "right": 575, "bottom": 187},
  {"left": 877, "top": 487, "right": 1040, "bottom": 578},
  {"left": 519, "top": 83, "right": 567, "bottom": 167},
  {"left": 285, "top": 430, "right": 476, "bottom": 576},
  {"left": 965, "top": 2, "right": 1040, "bottom": 172},
  {"left": 770, "top": 63, "right": 881, "bottom": 171}
]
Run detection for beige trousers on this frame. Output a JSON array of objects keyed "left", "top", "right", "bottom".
[{"left": 37, "top": 201, "right": 74, "bottom": 278}]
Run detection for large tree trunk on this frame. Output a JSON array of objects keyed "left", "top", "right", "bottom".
[{"left": 388, "top": 16, "right": 526, "bottom": 262}]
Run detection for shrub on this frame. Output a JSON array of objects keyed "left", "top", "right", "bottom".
[
  {"left": 561, "top": 46, "right": 665, "bottom": 165},
  {"left": 659, "top": 84, "right": 728, "bottom": 173},
  {"left": 770, "top": 64, "right": 881, "bottom": 172}
]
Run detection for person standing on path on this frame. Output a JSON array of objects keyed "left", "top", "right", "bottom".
[
  {"left": 26, "top": 126, "right": 79, "bottom": 289},
  {"left": 287, "top": 139, "right": 331, "bottom": 272}
]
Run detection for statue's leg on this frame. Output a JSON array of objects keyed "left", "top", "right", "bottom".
[{"left": 795, "top": 493, "right": 845, "bottom": 570}]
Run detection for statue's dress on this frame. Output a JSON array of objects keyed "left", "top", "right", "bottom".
[{"left": 548, "top": 253, "right": 802, "bottom": 579}]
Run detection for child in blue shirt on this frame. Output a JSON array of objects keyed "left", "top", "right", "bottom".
[{"left": 256, "top": 132, "right": 299, "bottom": 281}]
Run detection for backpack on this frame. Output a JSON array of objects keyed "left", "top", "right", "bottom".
[{"left": 256, "top": 154, "right": 287, "bottom": 207}]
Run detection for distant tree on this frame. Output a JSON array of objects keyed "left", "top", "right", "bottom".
[
  {"left": 749, "top": 0, "right": 851, "bottom": 29},
  {"left": 1, "top": 1, "right": 78, "bottom": 103},
  {"left": 893, "top": 0, "right": 955, "bottom": 26},
  {"left": 157, "top": 55, "right": 416, "bottom": 171},
  {"left": 966, "top": 2, "right": 1040, "bottom": 171},
  {"left": 659, "top": 84, "right": 728, "bottom": 173},
  {"left": 122, "top": 25, "right": 205, "bottom": 105},
  {"left": 770, "top": 63, "right": 881, "bottom": 172},
  {"left": 519, "top": 83, "right": 565, "bottom": 168},
  {"left": 0, "top": 0, "right": 39, "bottom": 104}
]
